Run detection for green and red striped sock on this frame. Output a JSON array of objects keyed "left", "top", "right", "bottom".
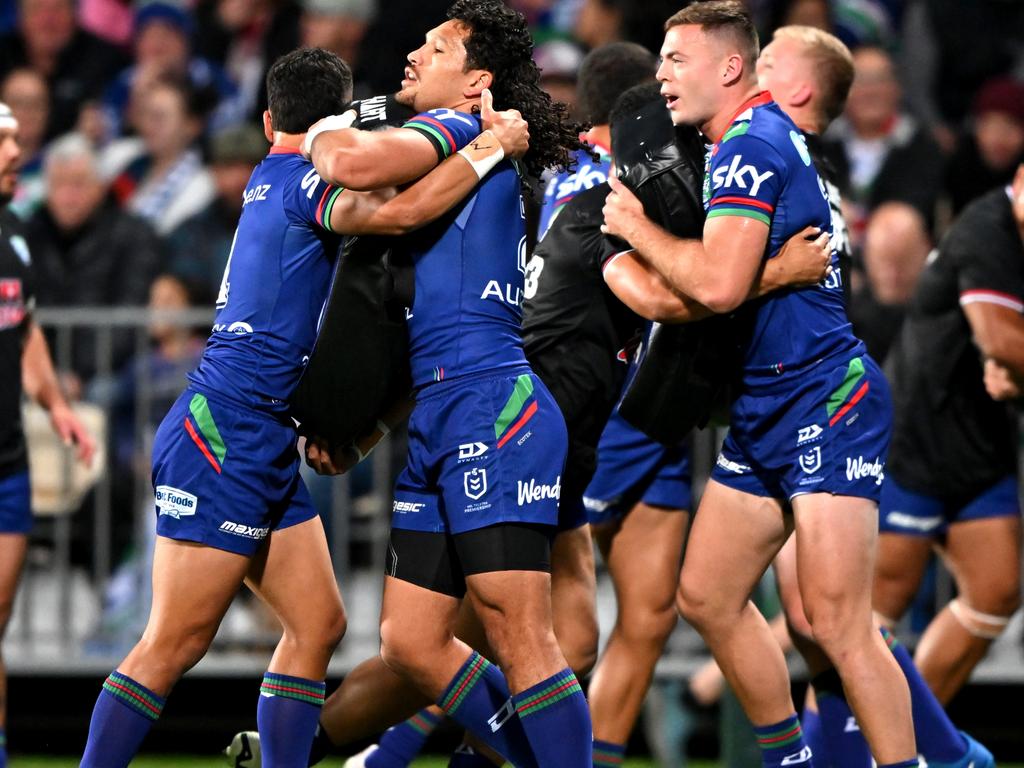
[
  {"left": 81, "top": 670, "right": 166, "bottom": 767},
  {"left": 754, "top": 714, "right": 814, "bottom": 768},
  {"left": 593, "top": 739, "right": 626, "bottom": 767},
  {"left": 257, "top": 672, "right": 326, "bottom": 767},
  {"left": 368, "top": 708, "right": 443, "bottom": 767},
  {"left": 514, "top": 668, "right": 592, "bottom": 767}
]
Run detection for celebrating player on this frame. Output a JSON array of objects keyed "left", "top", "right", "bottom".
[{"left": 602, "top": 4, "right": 916, "bottom": 767}]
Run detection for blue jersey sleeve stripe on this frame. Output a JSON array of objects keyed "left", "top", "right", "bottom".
[
  {"left": 317, "top": 187, "right": 345, "bottom": 232},
  {"left": 707, "top": 207, "right": 771, "bottom": 226}
]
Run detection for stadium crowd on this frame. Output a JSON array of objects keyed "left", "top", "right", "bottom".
[{"left": 0, "top": 0, "right": 1022, "bottom": 766}]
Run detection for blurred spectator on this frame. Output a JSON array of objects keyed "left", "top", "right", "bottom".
[
  {"left": 533, "top": 39, "right": 584, "bottom": 115},
  {"left": 194, "top": 0, "right": 301, "bottom": 123},
  {"left": 107, "top": 75, "right": 215, "bottom": 236},
  {"left": 901, "top": 0, "right": 1024, "bottom": 152},
  {"left": 849, "top": 201, "right": 932, "bottom": 363},
  {"left": 766, "top": 0, "right": 832, "bottom": 33},
  {"left": 831, "top": 0, "right": 902, "bottom": 50},
  {"left": 300, "top": 0, "right": 376, "bottom": 91},
  {"left": 166, "top": 123, "right": 266, "bottom": 295},
  {"left": 0, "top": 67, "right": 48, "bottom": 218},
  {"left": 78, "top": 0, "right": 135, "bottom": 47},
  {"left": 26, "top": 133, "right": 163, "bottom": 385},
  {"left": 99, "top": 3, "right": 244, "bottom": 140},
  {"left": 825, "top": 45, "right": 943, "bottom": 244},
  {"left": 573, "top": 0, "right": 682, "bottom": 55},
  {"left": 944, "top": 78, "right": 1024, "bottom": 217},
  {"left": 0, "top": 0, "right": 126, "bottom": 139},
  {"left": 350, "top": 0, "right": 449, "bottom": 95}
]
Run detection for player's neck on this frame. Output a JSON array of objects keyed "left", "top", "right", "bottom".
[
  {"left": 271, "top": 132, "right": 305, "bottom": 151},
  {"left": 705, "top": 84, "right": 764, "bottom": 143}
]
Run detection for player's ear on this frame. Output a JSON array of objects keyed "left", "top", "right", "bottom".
[
  {"left": 262, "top": 110, "right": 274, "bottom": 143},
  {"left": 722, "top": 53, "right": 745, "bottom": 86},
  {"left": 464, "top": 69, "right": 493, "bottom": 99},
  {"left": 790, "top": 82, "right": 813, "bottom": 109}
]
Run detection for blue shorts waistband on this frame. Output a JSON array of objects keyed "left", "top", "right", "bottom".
[{"left": 414, "top": 364, "right": 533, "bottom": 401}]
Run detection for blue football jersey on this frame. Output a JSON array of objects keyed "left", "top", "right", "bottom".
[
  {"left": 398, "top": 110, "right": 529, "bottom": 388},
  {"left": 188, "top": 146, "right": 344, "bottom": 414},
  {"left": 703, "top": 93, "right": 861, "bottom": 384},
  {"left": 538, "top": 143, "right": 611, "bottom": 239}
]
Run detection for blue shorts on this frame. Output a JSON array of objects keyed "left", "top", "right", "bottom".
[
  {"left": 151, "top": 388, "right": 316, "bottom": 556},
  {"left": 712, "top": 354, "right": 892, "bottom": 502},
  {"left": 879, "top": 475, "right": 1021, "bottom": 537},
  {"left": 0, "top": 471, "right": 32, "bottom": 534},
  {"left": 583, "top": 409, "right": 692, "bottom": 525},
  {"left": 391, "top": 368, "right": 568, "bottom": 535}
]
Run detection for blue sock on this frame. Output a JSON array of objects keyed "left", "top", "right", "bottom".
[
  {"left": 593, "top": 738, "right": 626, "bottom": 767},
  {"left": 257, "top": 672, "right": 326, "bottom": 768},
  {"left": 812, "top": 670, "right": 871, "bottom": 768},
  {"left": 81, "top": 670, "right": 165, "bottom": 767},
  {"left": 448, "top": 744, "right": 500, "bottom": 767},
  {"left": 437, "top": 652, "right": 538, "bottom": 768},
  {"left": 513, "top": 668, "right": 592, "bottom": 768},
  {"left": 753, "top": 714, "right": 814, "bottom": 768},
  {"left": 308, "top": 722, "right": 335, "bottom": 766},
  {"left": 881, "top": 627, "right": 966, "bottom": 762},
  {"left": 367, "top": 708, "right": 443, "bottom": 767},
  {"left": 801, "top": 706, "right": 827, "bottom": 768}
]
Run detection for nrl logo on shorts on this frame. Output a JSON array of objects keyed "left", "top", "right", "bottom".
[
  {"left": 798, "top": 447, "right": 822, "bottom": 475},
  {"left": 463, "top": 468, "right": 488, "bottom": 500}
]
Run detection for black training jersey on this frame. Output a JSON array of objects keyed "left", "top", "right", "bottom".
[
  {"left": 0, "top": 206, "right": 35, "bottom": 477},
  {"left": 521, "top": 183, "right": 641, "bottom": 435},
  {"left": 805, "top": 132, "right": 852, "bottom": 305},
  {"left": 887, "top": 186, "right": 1023, "bottom": 498}
]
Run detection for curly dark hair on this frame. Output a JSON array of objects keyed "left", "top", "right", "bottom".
[{"left": 447, "top": 0, "right": 587, "bottom": 178}]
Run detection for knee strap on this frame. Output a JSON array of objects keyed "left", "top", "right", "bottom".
[{"left": 948, "top": 598, "right": 1013, "bottom": 640}]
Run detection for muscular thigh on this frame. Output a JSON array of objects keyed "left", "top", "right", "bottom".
[{"left": 943, "top": 515, "right": 1022, "bottom": 612}]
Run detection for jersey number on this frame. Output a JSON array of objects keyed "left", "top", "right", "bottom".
[{"left": 523, "top": 254, "right": 544, "bottom": 300}]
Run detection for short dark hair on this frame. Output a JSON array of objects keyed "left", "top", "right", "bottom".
[
  {"left": 577, "top": 42, "right": 657, "bottom": 126},
  {"left": 665, "top": 1, "right": 760, "bottom": 74},
  {"left": 448, "top": 0, "right": 586, "bottom": 178},
  {"left": 266, "top": 48, "right": 353, "bottom": 134}
]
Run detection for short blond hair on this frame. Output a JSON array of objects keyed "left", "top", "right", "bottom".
[{"left": 772, "top": 25, "right": 854, "bottom": 124}]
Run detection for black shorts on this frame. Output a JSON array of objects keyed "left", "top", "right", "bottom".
[{"left": 386, "top": 523, "right": 554, "bottom": 597}]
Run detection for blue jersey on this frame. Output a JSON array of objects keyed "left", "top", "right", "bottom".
[
  {"left": 704, "top": 93, "right": 860, "bottom": 385},
  {"left": 188, "top": 146, "right": 344, "bottom": 414},
  {"left": 400, "top": 111, "right": 530, "bottom": 388},
  {"left": 538, "top": 143, "right": 611, "bottom": 239}
]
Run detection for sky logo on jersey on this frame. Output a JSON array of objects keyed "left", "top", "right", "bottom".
[
  {"left": 551, "top": 163, "right": 608, "bottom": 205},
  {"left": 219, "top": 521, "right": 270, "bottom": 540},
  {"left": 846, "top": 456, "right": 884, "bottom": 485},
  {"left": 711, "top": 155, "right": 774, "bottom": 196},
  {"left": 517, "top": 476, "right": 561, "bottom": 506},
  {"left": 464, "top": 468, "right": 488, "bottom": 501},
  {"left": 155, "top": 485, "right": 197, "bottom": 519}
]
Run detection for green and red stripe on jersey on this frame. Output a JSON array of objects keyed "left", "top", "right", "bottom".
[
  {"left": 184, "top": 393, "right": 227, "bottom": 474},
  {"left": 315, "top": 183, "right": 345, "bottom": 232},
  {"left": 826, "top": 356, "right": 868, "bottom": 427},
  {"left": 494, "top": 374, "right": 538, "bottom": 449},
  {"left": 403, "top": 115, "right": 457, "bottom": 158},
  {"left": 707, "top": 194, "right": 774, "bottom": 226}
]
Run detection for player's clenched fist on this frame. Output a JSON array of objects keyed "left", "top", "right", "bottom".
[{"left": 479, "top": 88, "right": 529, "bottom": 159}]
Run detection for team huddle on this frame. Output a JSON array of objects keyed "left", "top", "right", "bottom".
[{"left": 70, "top": 1, "right": 1020, "bottom": 767}]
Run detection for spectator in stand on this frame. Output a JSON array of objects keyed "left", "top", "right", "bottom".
[
  {"left": 849, "top": 202, "right": 932, "bottom": 364},
  {"left": 107, "top": 74, "right": 215, "bottom": 237},
  {"left": 193, "top": 0, "right": 301, "bottom": 123},
  {"left": 26, "top": 133, "right": 163, "bottom": 387},
  {"left": 99, "top": 3, "right": 244, "bottom": 141},
  {"left": 900, "top": 0, "right": 1024, "bottom": 152},
  {"left": 573, "top": 0, "right": 687, "bottom": 54},
  {"left": 78, "top": 0, "right": 135, "bottom": 47},
  {"left": 299, "top": 0, "right": 376, "bottom": 95},
  {"left": 0, "top": 67, "right": 48, "bottom": 219},
  {"left": 825, "top": 45, "right": 943, "bottom": 247},
  {"left": 0, "top": 0, "right": 126, "bottom": 139},
  {"left": 944, "top": 78, "right": 1024, "bottom": 216},
  {"left": 166, "top": 123, "right": 267, "bottom": 296},
  {"left": 533, "top": 39, "right": 584, "bottom": 116}
]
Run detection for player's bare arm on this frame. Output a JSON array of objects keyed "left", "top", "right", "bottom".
[
  {"left": 602, "top": 173, "right": 768, "bottom": 313},
  {"left": 604, "top": 223, "right": 829, "bottom": 322}
]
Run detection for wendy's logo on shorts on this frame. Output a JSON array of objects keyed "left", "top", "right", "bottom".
[
  {"left": 463, "top": 468, "right": 488, "bottom": 500},
  {"left": 798, "top": 447, "right": 822, "bottom": 475}
]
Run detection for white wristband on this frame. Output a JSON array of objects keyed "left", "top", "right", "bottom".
[
  {"left": 302, "top": 109, "right": 358, "bottom": 157},
  {"left": 457, "top": 131, "right": 505, "bottom": 180}
]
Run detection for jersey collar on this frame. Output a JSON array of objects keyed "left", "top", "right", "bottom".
[{"left": 715, "top": 91, "right": 773, "bottom": 143}]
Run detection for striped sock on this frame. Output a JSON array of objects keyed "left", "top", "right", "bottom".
[
  {"left": 368, "top": 708, "right": 444, "bottom": 767},
  {"left": 257, "top": 672, "right": 326, "bottom": 768},
  {"left": 81, "top": 671, "right": 165, "bottom": 767},
  {"left": 593, "top": 739, "right": 626, "bottom": 767},
  {"left": 881, "top": 627, "right": 967, "bottom": 763},
  {"left": 753, "top": 714, "right": 814, "bottom": 768},
  {"left": 513, "top": 669, "right": 592, "bottom": 767},
  {"left": 437, "top": 651, "right": 537, "bottom": 768}
]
